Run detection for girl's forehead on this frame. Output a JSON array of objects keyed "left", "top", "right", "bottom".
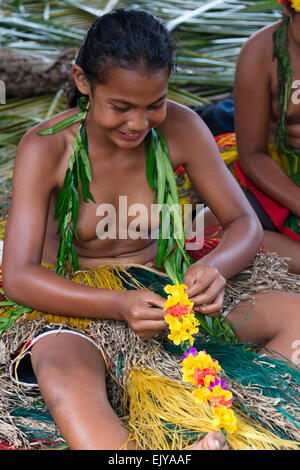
[{"left": 94, "top": 66, "right": 169, "bottom": 101}]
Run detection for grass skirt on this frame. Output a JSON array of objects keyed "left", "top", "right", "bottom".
[{"left": 0, "top": 253, "right": 300, "bottom": 450}]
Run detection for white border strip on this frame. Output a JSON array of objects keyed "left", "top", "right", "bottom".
[{"left": 9, "top": 328, "right": 99, "bottom": 388}]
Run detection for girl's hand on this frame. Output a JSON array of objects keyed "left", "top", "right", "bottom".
[
  {"left": 184, "top": 263, "right": 226, "bottom": 317},
  {"left": 119, "top": 290, "right": 167, "bottom": 340}
]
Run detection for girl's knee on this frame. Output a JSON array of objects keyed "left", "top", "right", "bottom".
[{"left": 31, "top": 333, "right": 106, "bottom": 404}]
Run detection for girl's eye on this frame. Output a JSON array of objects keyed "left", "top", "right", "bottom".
[
  {"left": 111, "top": 101, "right": 165, "bottom": 112},
  {"left": 149, "top": 102, "right": 165, "bottom": 110},
  {"left": 111, "top": 105, "right": 130, "bottom": 113}
]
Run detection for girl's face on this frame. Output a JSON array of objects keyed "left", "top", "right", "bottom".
[{"left": 73, "top": 64, "right": 169, "bottom": 149}]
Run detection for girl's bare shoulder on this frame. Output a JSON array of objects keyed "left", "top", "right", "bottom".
[
  {"left": 158, "top": 100, "right": 213, "bottom": 167},
  {"left": 239, "top": 21, "right": 280, "bottom": 63},
  {"left": 15, "top": 107, "right": 79, "bottom": 184},
  {"left": 160, "top": 100, "right": 207, "bottom": 139}
]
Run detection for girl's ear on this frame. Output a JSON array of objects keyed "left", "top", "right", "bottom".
[{"left": 72, "top": 65, "right": 91, "bottom": 96}]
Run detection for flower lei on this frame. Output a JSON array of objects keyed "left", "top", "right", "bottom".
[
  {"left": 163, "top": 281, "right": 237, "bottom": 435},
  {"left": 278, "top": 0, "right": 300, "bottom": 12}
]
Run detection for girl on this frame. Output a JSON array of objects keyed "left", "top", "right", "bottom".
[
  {"left": 1, "top": 9, "right": 300, "bottom": 450},
  {"left": 205, "top": 0, "right": 300, "bottom": 273}
]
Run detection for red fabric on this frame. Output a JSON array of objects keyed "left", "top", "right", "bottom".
[
  {"left": 277, "top": 0, "right": 291, "bottom": 6},
  {"left": 185, "top": 224, "right": 222, "bottom": 260},
  {"left": 214, "top": 133, "right": 236, "bottom": 148},
  {"left": 234, "top": 160, "right": 300, "bottom": 242},
  {"left": 0, "top": 438, "right": 63, "bottom": 450},
  {"left": 175, "top": 165, "right": 185, "bottom": 175}
]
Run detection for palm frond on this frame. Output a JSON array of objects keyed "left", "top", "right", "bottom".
[{"left": 0, "top": 0, "right": 283, "bottom": 221}]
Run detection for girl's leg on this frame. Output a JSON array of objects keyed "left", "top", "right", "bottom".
[
  {"left": 30, "top": 332, "right": 227, "bottom": 450},
  {"left": 262, "top": 230, "right": 300, "bottom": 274},
  {"left": 31, "top": 332, "right": 133, "bottom": 450},
  {"left": 227, "top": 290, "right": 300, "bottom": 362}
]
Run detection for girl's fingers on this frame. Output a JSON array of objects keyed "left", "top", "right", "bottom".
[
  {"left": 131, "top": 306, "right": 166, "bottom": 322},
  {"left": 189, "top": 277, "right": 225, "bottom": 306},
  {"left": 134, "top": 320, "right": 168, "bottom": 340},
  {"left": 185, "top": 273, "right": 215, "bottom": 297},
  {"left": 144, "top": 292, "right": 166, "bottom": 308},
  {"left": 197, "top": 291, "right": 224, "bottom": 317}
]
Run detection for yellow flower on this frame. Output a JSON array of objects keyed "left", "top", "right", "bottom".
[
  {"left": 164, "top": 280, "right": 187, "bottom": 297},
  {"left": 291, "top": 0, "right": 300, "bottom": 13},
  {"left": 192, "top": 383, "right": 233, "bottom": 408},
  {"left": 192, "top": 386, "right": 211, "bottom": 403},
  {"left": 165, "top": 312, "right": 200, "bottom": 347},
  {"left": 208, "top": 384, "right": 233, "bottom": 403},
  {"left": 181, "top": 350, "right": 221, "bottom": 385},
  {"left": 182, "top": 350, "right": 221, "bottom": 373},
  {"left": 163, "top": 281, "right": 194, "bottom": 312},
  {"left": 203, "top": 374, "right": 220, "bottom": 389},
  {"left": 181, "top": 354, "right": 202, "bottom": 386},
  {"left": 211, "top": 406, "right": 237, "bottom": 434}
]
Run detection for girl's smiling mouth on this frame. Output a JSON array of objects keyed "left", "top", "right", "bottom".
[{"left": 116, "top": 129, "right": 147, "bottom": 141}]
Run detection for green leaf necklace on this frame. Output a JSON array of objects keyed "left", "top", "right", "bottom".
[
  {"left": 37, "top": 97, "right": 236, "bottom": 343},
  {"left": 273, "top": 15, "right": 300, "bottom": 184},
  {"left": 37, "top": 97, "right": 95, "bottom": 277},
  {"left": 273, "top": 15, "right": 300, "bottom": 233}
]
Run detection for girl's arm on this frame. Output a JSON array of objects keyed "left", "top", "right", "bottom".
[
  {"left": 164, "top": 103, "right": 264, "bottom": 281},
  {"left": 234, "top": 26, "right": 300, "bottom": 217},
  {"left": 186, "top": 123, "right": 263, "bottom": 281},
  {"left": 2, "top": 129, "right": 126, "bottom": 320},
  {"left": 161, "top": 102, "right": 264, "bottom": 315},
  {"left": 2, "top": 128, "right": 167, "bottom": 338}
]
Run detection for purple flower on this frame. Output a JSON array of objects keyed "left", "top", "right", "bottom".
[
  {"left": 181, "top": 347, "right": 198, "bottom": 361},
  {"left": 208, "top": 377, "right": 229, "bottom": 392}
]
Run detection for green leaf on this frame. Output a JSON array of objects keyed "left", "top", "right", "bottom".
[
  {"left": 70, "top": 244, "right": 79, "bottom": 271},
  {"left": 36, "top": 112, "right": 85, "bottom": 135},
  {"left": 155, "top": 140, "right": 166, "bottom": 206},
  {"left": 166, "top": 194, "right": 185, "bottom": 249},
  {"left": 156, "top": 214, "right": 167, "bottom": 269},
  {"left": 163, "top": 256, "right": 178, "bottom": 284},
  {"left": 71, "top": 183, "right": 79, "bottom": 239},
  {"left": 165, "top": 235, "right": 175, "bottom": 259},
  {"left": 174, "top": 244, "right": 183, "bottom": 275},
  {"left": 80, "top": 147, "right": 92, "bottom": 182},
  {"left": 205, "top": 315, "right": 213, "bottom": 332},
  {"left": 145, "top": 129, "right": 158, "bottom": 190},
  {"left": 157, "top": 129, "right": 179, "bottom": 204},
  {"left": 0, "top": 316, "right": 9, "bottom": 323}
]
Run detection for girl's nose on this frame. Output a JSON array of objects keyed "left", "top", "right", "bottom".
[{"left": 127, "top": 110, "right": 148, "bottom": 133}]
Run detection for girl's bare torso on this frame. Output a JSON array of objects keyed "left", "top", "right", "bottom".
[
  {"left": 267, "top": 22, "right": 300, "bottom": 147},
  {"left": 41, "top": 121, "right": 159, "bottom": 267},
  {"left": 40, "top": 102, "right": 184, "bottom": 268}
]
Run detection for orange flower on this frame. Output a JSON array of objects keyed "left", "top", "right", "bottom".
[{"left": 167, "top": 302, "right": 193, "bottom": 319}]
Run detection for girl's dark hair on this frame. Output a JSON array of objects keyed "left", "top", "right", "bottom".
[{"left": 68, "top": 8, "right": 176, "bottom": 108}]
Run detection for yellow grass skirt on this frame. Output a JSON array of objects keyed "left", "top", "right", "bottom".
[{"left": 1, "top": 261, "right": 300, "bottom": 450}]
